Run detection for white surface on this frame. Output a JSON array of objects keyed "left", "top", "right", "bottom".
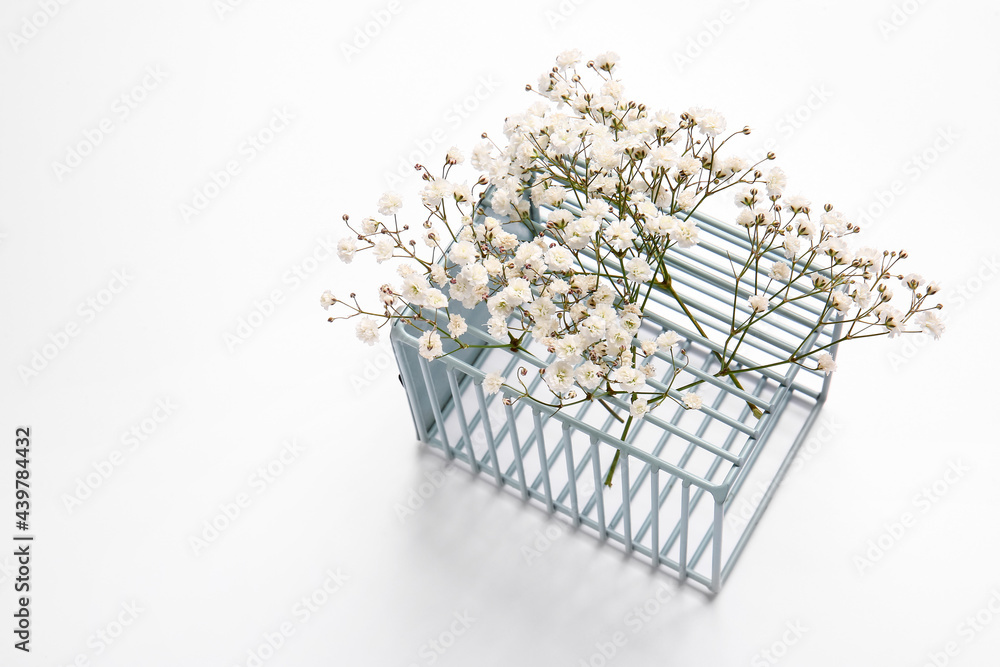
[{"left": 2, "top": 1, "right": 999, "bottom": 665}]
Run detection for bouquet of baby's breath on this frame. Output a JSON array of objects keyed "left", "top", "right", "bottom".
[{"left": 322, "top": 50, "right": 943, "bottom": 483}]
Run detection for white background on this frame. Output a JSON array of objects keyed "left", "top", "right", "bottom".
[{"left": 2, "top": 0, "right": 999, "bottom": 665}]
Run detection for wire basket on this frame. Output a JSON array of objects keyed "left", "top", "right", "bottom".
[{"left": 390, "top": 196, "right": 842, "bottom": 593}]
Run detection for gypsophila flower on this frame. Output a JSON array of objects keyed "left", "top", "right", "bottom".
[
  {"left": 337, "top": 238, "right": 357, "bottom": 263},
  {"left": 544, "top": 360, "right": 576, "bottom": 394},
  {"left": 816, "top": 352, "right": 837, "bottom": 374},
  {"left": 483, "top": 372, "right": 505, "bottom": 396},
  {"left": 917, "top": 310, "right": 945, "bottom": 339},
  {"left": 445, "top": 146, "right": 464, "bottom": 165},
  {"left": 377, "top": 191, "right": 402, "bottom": 216},
  {"left": 630, "top": 397, "right": 650, "bottom": 419},
  {"left": 748, "top": 294, "right": 769, "bottom": 313},
  {"left": 656, "top": 330, "right": 681, "bottom": 351},
  {"left": 320, "top": 290, "right": 336, "bottom": 310},
  {"left": 769, "top": 262, "right": 792, "bottom": 282},
  {"left": 904, "top": 273, "right": 924, "bottom": 290},
  {"left": 448, "top": 314, "right": 468, "bottom": 338},
  {"left": 682, "top": 392, "right": 703, "bottom": 410},
  {"left": 374, "top": 238, "right": 394, "bottom": 263},
  {"left": 418, "top": 330, "right": 443, "bottom": 360},
  {"left": 361, "top": 217, "right": 379, "bottom": 235},
  {"left": 355, "top": 317, "right": 379, "bottom": 346}
]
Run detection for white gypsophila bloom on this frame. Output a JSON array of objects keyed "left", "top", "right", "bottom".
[
  {"left": 594, "top": 51, "right": 620, "bottom": 72},
  {"left": 554, "top": 334, "right": 584, "bottom": 363},
  {"left": 483, "top": 372, "right": 505, "bottom": 396},
  {"left": 555, "top": 49, "right": 583, "bottom": 69},
  {"left": 681, "top": 392, "right": 703, "bottom": 410},
  {"left": 640, "top": 340, "right": 657, "bottom": 356},
  {"left": 734, "top": 186, "right": 756, "bottom": 208},
  {"left": 816, "top": 352, "right": 837, "bottom": 374},
  {"left": 797, "top": 217, "right": 817, "bottom": 238},
  {"left": 423, "top": 229, "right": 441, "bottom": 248},
  {"left": 696, "top": 108, "right": 726, "bottom": 137},
  {"left": 448, "top": 314, "right": 467, "bottom": 338},
  {"left": 854, "top": 247, "right": 880, "bottom": 268},
  {"left": 449, "top": 240, "right": 478, "bottom": 266},
  {"left": 446, "top": 146, "right": 464, "bottom": 165},
  {"left": 880, "top": 307, "right": 904, "bottom": 338},
  {"left": 397, "top": 263, "right": 416, "bottom": 277},
  {"left": 851, "top": 284, "right": 872, "bottom": 308},
  {"left": 337, "top": 237, "right": 357, "bottom": 263},
  {"left": 452, "top": 183, "right": 473, "bottom": 203},
  {"left": 812, "top": 274, "right": 830, "bottom": 291},
  {"left": 630, "top": 397, "right": 650, "bottom": 419},
  {"left": 377, "top": 191, "right": 402, "bottom": 216},
  {"left": 649, "top": 145, "right": 678, "bottom": 171},
  {"left": 355, "top": 317, "right": 379, "bottom": 346},
  {"left": 656, "top": 330, "right": 681, "bottom": 351},
  {"left": 831, "top": 291, "right": 853, "bottom": 313},
  {"left": 574, "top": 274, "right": 599, "bottom": 292},
  {"left": 544, "top": 360, "right": 576, "bottom": 394},
  {"left": 904, "top": 273, "right": 924, "bottom": 290},
  {"left": 606, "top": 220, "right": 637, "bottom": 251},
  {"left": 620, "top": 311, "right": 642, "bottom": 334},
  {"left": 320, "top": 290, "right": 335, "bottom": 310},
  {"left": 765, "top": 168, "right": 787, "bottom": 198},
  {"left": 782, "top": 233, "right": 801, "bottom": 260},
  {"left": 470, "top": 142, "right": 493, "bottom": 171},
  {"left": 601, "top": 79, "right": 625, "bottom": 100},
  {"left": 736, "top": 208, "right": 757, "bottom": 228},
  {"left": 487, "top": 316, "right": 508, "bottom": 339},
  {"left": 670, "top": 219, "right": 700, "bottom": 249},
  {"left": 546, "top": 246, "right": 574, "bottom": 272},
  {"left": 918, "top": 311, "right": 945, "bottom": 339},
  {"left": 606, "top": 326, "right": 632, "bottom": 355},
  {"left": 429, "top": 264, "right": 447, "bottom": 286},
  {"left": 575, "top": 361, "right": 602, "bottom": 390},
  {"left": 421, "top": 179, "right": 454, "bottom": 208},
  {"left": 418, "top": 330, "right": 443, "bottom": 360},
  {"left": 652, "top": 109, "right": 678, "bottom": 132},
  {"left": 584, "top": 198, "right": 611, "bottom": 219},
  {"left": 461, "top": 262, "right": 489, "bottom": 287},
  {"left": 379, "top": 284, "right": 396, "bottom": 307},
  {"left": 424, "top": 289, "right": 448, "bottom": 309},
  {"left": 717, "top": 154, "right": 747, "bottom": 177},
  {"left": 361, "top": 217, "right": 379, "bottom": 235},
  {"left": 769, "top": 261, "right": 792, "bottom": 282},
  {"left": 482, "top": 256, "right": 503, "bottom": 276},
  {"left": 676, "top": 156, "right": 702, "bottom": 178},
  {"left": 748, "top": 294, "right": 769, "bottom": 313},
  {"left": 547, "top": 278, "right": 570, "bottom": 295},
  {"left": 820, "top": 211, "right": 848, "bottom": 236},
  {"left": 611, "top": 366, "right": 645, "bottom": 393},
  {"left": 401, "top": 274, "right": 430, "bottom": 306},
  {"left": 785, "top": 194, "right": 811, "bottom": 213},
  {"left": 487, "top": 293, "right": 516, "bottom": 319},
  {"left": 625, "top": 257, "right": 654, "bottom": 282},
  {"left": 527, "top": 296, "right": 557, "bottom": 320},
  {"left": 374, "top": 238, "right": 394, "bottom": 263}
]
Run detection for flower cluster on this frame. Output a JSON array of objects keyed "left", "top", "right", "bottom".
[{"left": 322, "top": 50, "right": 944, "bottom": 431}]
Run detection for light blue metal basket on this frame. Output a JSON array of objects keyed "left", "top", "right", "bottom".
[{"left": 390, "top": 196, "right": 842, "bottom": 593}]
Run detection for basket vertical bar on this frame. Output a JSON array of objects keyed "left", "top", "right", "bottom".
[
  {"left": 711, "top": 497, "right": 724, "bottom": 592},
  {"left": 620, "top": 454, "right": 632, "bottom": 553},
  {"left": 562, "top": 424, "right": 580, "bottom": 525},
  {"left": 474, "top": 381, "right": 503, "bottom": 487},
  {"left": 504, "top": 401, "right": 529, "bottom": 501},
  {"left": 650, "top": 467, "right": 660, "bottom": 566},
  {"left": 417, "top": 356, "right": 452, "bottom": 459},
  {"left": 679, "top": 481, "right": 690, "bottom": 579},
  {"left": 393, "top": 336, "right": 428, "bottom": 444},
  {"left": 589, "top": 436, "right": 607, "bottom": 539},
  {"left": 532, "top": 409, "right": 554, "bottom": 513},
  {"left": 445, "top": 368, "right": 472, "bottom": 462}
]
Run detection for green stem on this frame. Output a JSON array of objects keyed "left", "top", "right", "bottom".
[
  {"left": 657, "top": 274, "right": 764, "bottom": 419},
  {"left": 604, "top": 414, "right": 634, "bottom": 487}
]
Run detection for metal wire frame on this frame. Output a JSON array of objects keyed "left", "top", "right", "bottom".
[{"left": 389, "top": 204, "right": 842, "bottom": 593}]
